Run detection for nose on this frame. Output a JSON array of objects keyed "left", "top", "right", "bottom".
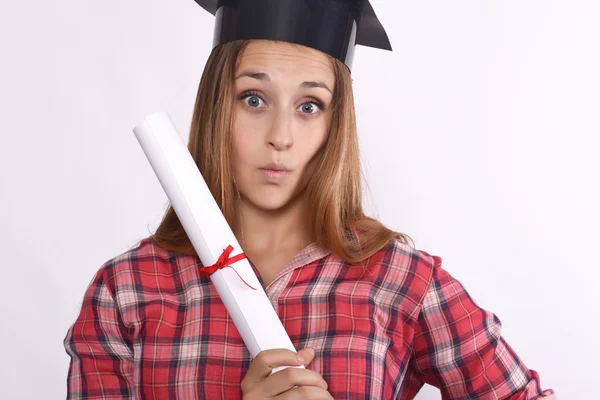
[{"left": 265, "top": 108, "right": 293, "bottom": 151}]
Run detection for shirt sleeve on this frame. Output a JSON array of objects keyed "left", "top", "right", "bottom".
[
  {"left": 409, "top": 256, "right": 557, "bottom": 400},
  {"left": 63, "top": 266, "right": 135, "bottom": 399}
]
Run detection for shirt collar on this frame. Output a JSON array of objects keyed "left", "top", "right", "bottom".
[{"left": 248, "top": 241, "right": 332, "bottom": 289}]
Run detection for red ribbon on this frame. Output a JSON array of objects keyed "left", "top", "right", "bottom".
[{"left": 198, "top": 245, "right": 257, "bottom": 290}]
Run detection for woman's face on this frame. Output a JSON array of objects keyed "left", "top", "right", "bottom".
[{"left": 232, "top": 40, "right": 335, "bottom": 211}]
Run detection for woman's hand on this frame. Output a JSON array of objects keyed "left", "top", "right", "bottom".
[{"left": 241, "top": 348, "right": 333, "bottom": 399}]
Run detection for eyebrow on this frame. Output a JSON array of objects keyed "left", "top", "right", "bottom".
[{"left": 235, "top": 71, "right": 332, "bottom": 94}]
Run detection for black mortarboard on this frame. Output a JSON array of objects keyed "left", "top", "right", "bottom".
[{"left": 192, "top": 0, "right": 392, "bottom": 71}]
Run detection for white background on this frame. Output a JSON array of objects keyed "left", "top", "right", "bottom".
[{"left": 1, "top": 0, "right": 598, "bottom": 398}]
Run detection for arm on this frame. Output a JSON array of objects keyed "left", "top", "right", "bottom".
[
  {"left": 63, "top": 266, "right": 135, "bottom": 399},
  {"left": 409, "top": 255, "right": 556, "bottom": 400}
]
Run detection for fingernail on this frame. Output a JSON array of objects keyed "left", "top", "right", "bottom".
[{"left": 297, "top": 353, "right": 304, "bottom": 363}]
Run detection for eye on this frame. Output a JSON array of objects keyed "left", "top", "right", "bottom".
[
  {"left": 298, "top": 101, "right": 323, "bottom": 115},
  {"left": 240, "top": 91, "right": 265, "bottom": 109},
  {"left": 244, "top": 95, "right": 263, "bottom": 108}
]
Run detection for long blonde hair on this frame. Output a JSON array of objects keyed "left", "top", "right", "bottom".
[{"left": 148, "top": 40, "right": 413, "bottom": 264}]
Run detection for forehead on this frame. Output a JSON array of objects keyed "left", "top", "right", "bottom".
[{"left": 236, "top": 40, "right": 334, "bottom": 85}]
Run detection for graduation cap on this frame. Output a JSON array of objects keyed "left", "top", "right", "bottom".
[{"left": 192, "top": 0, "right": 392, "bottom": 71}]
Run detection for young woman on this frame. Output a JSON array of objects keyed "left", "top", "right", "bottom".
[{"left": 64, "top": 1, "right": 557, "bottom": 399}]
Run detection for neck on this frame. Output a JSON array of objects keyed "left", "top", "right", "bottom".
[{"left": 233, "top": 195, "right": 311, "bottom": 258}]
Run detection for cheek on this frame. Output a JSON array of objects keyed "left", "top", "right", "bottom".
[
  {"left": 297, "top": 123, "right": 328, "bottom": 162},
  {"left": 232, "top": 118, "right": 254, "bottom": 162},
  {"left": 231, "top": 125, "right": 262, "bottom": 188},
  {"left": 232, "top": 110, "right": 265, "bottom": 155}
]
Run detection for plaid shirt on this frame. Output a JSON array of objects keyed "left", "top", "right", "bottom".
[{"left": 64, "top": 237, "right": 556, "bottom": 399}]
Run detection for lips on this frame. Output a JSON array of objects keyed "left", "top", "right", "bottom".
[
  {"left": 260, "top": 162, "right": 290, "bottom": 172},
  {"left": 260, "top": 163, "right": 290, "bottom": 183}
]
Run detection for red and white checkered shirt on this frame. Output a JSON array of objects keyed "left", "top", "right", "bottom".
[{"left": 64, "top": 237, "right": 556, "bottom": 399}]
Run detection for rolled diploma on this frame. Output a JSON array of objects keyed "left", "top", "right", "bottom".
[{"left": 133, "top": 111, "right": 302, "bottom": 374}]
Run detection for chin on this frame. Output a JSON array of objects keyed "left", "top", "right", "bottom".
[
  {"left": 240, "top": 184, "right": 301, "bottom": 211},
  {"left": 250, "top": 194, "right": 293, "bottom": 211}
]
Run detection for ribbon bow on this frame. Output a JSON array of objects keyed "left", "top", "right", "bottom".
[{"left": 198, "top": 245, "right": 257, "bottom": 290}]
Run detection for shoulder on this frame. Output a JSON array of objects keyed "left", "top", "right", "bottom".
[
  {"left": 357, "top": 237, "right": 443, "bottom": 315},
  {"left": 366, "top": 237, "right": 442, "bottom": 283},
  {"left": 97, "top": 237, "right": 200, "bottom": 293}
]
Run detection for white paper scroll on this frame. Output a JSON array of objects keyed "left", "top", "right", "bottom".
[{"left": 133, "top": 111, "right": 303, "bottom": 374}]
